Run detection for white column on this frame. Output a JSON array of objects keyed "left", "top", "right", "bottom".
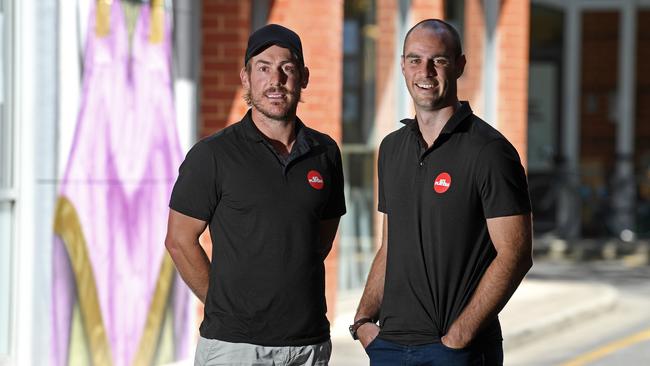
[
  {"left": 612, "top": 0, "right": 637, "bottom": 240},
  {"left": 14, "top": 0, "right": 59, "bottom": 364},
  {"left": 558, "top": 3, "right": 582, "bottom": 239},
  {"left": 173, "top": 0, "right": 201, "bottom": 152},
  {"left": 13, "top": 0, "right": 35, "bottom": 364}
]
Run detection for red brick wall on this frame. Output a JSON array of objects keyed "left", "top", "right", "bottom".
[
  {"left": 497, "top": 0, "right": 530, "bottom": 166},
  {"left": 374, "top": 0, "right": 397, "bottom": 142},
  {"left": 375, "top": 0, "right": 396, "bottom": 111},
  {"left": 200, "top": 0, "right": 251, "bottom": 135}
]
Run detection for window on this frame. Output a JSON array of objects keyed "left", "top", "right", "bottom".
[
  {"left": 339, "top": 0, "right": 377, "bottom": 291},
  {"left": 444, "top": 0, "right": 465, "bottom": 43}
]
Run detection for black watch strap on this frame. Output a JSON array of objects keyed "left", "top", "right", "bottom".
[{"left": 349, "top": 317, "right": 375, "bottom": 340}]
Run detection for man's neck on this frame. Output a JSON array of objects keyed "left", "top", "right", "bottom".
[
  {"left": 415, "top": 101, "right": 459, "bottom": 148},
  {"left": 251, "top": 108, "right": 297, "bottom": 156}
]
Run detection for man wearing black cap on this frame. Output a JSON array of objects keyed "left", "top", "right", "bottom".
[
  {"left": 165, "top": 24, "right": 346, "bottom": 365},
  {"left": 351, "top": 19, "right": 532, "bottom": 365}
]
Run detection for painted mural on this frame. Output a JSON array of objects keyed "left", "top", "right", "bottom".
[{"left": 51, "top": 1, "right": 190, "bottom": 365}]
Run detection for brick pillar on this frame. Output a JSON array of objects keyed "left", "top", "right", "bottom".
[
  {"left": 373, "top": 0, "right": 398, "bottom": 246},
  {"left": 457, "top": 0, "right": 485, "bottom": 115},
  {"left": 496, "top": 1, "right": 530, "bottom": 166}
]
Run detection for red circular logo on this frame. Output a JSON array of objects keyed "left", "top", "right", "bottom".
[
  {"left": 433, "top": 172, "right": 451, "bottom": 194},
  {"left": 307, "top": 170, "right": 324, "bottom": 190}
]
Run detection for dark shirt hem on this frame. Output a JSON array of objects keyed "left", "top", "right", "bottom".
[{"left": 199, "top": 332, "right": 331, "bottom": 347}]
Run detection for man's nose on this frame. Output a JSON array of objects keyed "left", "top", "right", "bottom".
[
  {"left": 425, "top": 59, "right": 437, "bottom": 76},
  {"left": 270, "top": 68, "right": 288, "bottom": 85}
]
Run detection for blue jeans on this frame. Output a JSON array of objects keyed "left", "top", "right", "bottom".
[{"left": 365, "top": 337, "right": 503, "bottom": 366}]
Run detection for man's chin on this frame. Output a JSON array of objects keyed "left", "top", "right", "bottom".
[
  {"left": 414, "top": 98, "right": 441, "bottom": 110},
  {"left": 252, "top": 98, "right": 299, "bottom": 121},
  {"left": 257, "top": 107, "right": 294, "bottom": 121}
]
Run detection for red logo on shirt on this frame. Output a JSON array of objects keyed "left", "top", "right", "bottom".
[
  {"left": 433, "top": 172, "right": 451, "bottom": 194},
  {"left": 307, "top": 170, "right": 324, "bottom": 190}
]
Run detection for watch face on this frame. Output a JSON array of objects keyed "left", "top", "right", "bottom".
[
  {"left": 349, "top": 324, "right": 358, "bottom": 340},
  {"left": 350, "top": 318, "right": 374, "bottom": 340}
]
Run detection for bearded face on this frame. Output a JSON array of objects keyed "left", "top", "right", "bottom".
[{"left": 241, "top": 45, "right": 308, "bottom": 121}]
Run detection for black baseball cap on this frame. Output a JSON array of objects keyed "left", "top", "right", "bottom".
[{"left": 244, "top": 24, "right": 304, "bottom": 66}]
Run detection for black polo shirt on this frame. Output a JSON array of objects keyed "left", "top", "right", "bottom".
[
  {"left": 377, "top": 102, "right": 531, "bottom": 345},
  {"left": 169, "top": 110, "right": 346, "bottom": 346}
]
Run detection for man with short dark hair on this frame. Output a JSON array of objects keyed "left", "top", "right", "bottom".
[
  {"left": 351, "top": 19, "right": 532, "bottom": 365},
  {"left": 165, "top": 24, "right": 346, "bottom": 365}
]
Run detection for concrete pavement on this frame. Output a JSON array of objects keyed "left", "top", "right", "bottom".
[{"left": 329, "top": 277, "right": 618, "bottom": 365}]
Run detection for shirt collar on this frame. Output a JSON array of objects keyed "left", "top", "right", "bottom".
[
  {"left": 241, "top": 108, "right": 317, "bottom": 148},
  {"left": 400, "top": 101, "right": 473, "bottom": 135}
]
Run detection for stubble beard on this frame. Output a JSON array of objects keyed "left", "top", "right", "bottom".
[{"left": 250, "top": 87, "right": 301, "bottom": 122}]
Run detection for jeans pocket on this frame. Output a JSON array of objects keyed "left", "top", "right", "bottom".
[
  {"left": 439, "top": 341, "right": 470, "bottom": 353},
  {"left": 364, "top": 337, "right": 380, "bottom": 353},
  {"left": 438, "top": 342, "right": 485, "bottom": 366}
]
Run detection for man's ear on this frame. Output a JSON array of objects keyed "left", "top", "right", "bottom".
[
  {"left": 301, "top": 66, "right": 310, "bottom": 89},
  {"left": 240, "top": 67, "right": 250, "bottom": 89},
  {"left": 456, "top": 54, "right": 467, "bottom": 79}
]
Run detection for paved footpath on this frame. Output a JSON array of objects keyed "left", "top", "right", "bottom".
[{"left": 330, "top": 277, "right": 618, "bottom": 365}]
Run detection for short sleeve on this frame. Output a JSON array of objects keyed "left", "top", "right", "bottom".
[
  {"left": 321, "top": 144, "right": 347, "bottom": 219},
  {"left": 377, "top": 139, "right": 388, "bottom": 213},
  {"left": 169, "top": 141, "right": 219, "bottom": 221},
  {"left": 476, "top": 139, "right": 531, "bottom": 218}
]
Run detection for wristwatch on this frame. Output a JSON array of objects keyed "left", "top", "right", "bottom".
[{"left": 349, "top": 317, "right": 374, "bottom": 340}]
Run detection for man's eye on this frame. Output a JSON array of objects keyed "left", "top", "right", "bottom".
[
  {"left": 410, "top": 59, "right": 421, "bottom": 64},
  {"left": 434, "top": 58, "right": 450, "bottom": 67},
  {"left": 259, "top": 66, "right": 269, "bottom": 72}
]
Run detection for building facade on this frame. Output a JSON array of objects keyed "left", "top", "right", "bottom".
[{"left": 2, "top": 0, "right": 648, "bottom": 365}]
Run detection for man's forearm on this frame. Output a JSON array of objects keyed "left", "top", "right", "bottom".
[
  {"left": 355, "top": 215, "right": 388, "bottom": 321},
  {"left": 166, "top": 237, "right": 211, "bottom": 303},
  {"left": 444, "top": 251, "right": 532, "bottom": 345},
  {"left": 355, "top": 245, "right": 386, "bottom": 321}
]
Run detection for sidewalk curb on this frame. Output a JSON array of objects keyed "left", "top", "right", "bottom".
[{"left": 502, "top": 283, "right": 618, "bottom": 350}]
